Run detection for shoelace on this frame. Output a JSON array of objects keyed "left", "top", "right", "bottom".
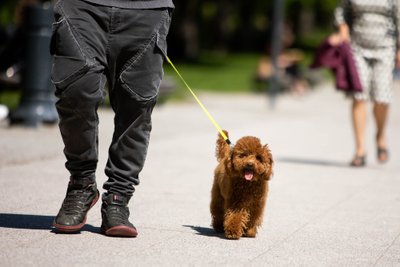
[{"left": 62, "top": 188, "right": 92, "bottom": 215}]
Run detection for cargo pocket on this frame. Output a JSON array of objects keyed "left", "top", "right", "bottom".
[
  {"left": 119, "top": 34, "right": 165, "bottom": 102},
  {"left": 50, "top": 17, "right": 90, "bottom": 91}
]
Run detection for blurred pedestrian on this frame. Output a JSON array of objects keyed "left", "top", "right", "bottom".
[
  {"left": 51, "top": 0, "right": 174, "bottom": 237},
  {"left": 334, "top": 0, "right": 400, "bottom": 167}
]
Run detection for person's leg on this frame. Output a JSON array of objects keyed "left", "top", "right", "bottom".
[
  {"left": 373, "top": 103, "right": 389, "bottom": 162},
  {"left": 350, "top": 46, "right": 371, "bottom": 167},
  {"left": 100, "top": 7, "right": 172, "bottom": 237},
  {"left": 370, "top": 48, "right": 394, "bottom": 163},
  {"left": 51, "top": 0, "right": 108, "bottom": 232},
  {"left": 351, "top": 99, "right": 367, "bottom": 166}
]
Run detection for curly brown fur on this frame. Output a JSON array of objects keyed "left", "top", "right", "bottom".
[{"left": 210, "top": 130, "right": 273, "bottom": 239}]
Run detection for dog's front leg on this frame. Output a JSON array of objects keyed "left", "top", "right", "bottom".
[
  {"left": 244, "top": 211, "right": 263, "bottom": 238},
  {"left": 210, "top": 182, "right": 225, "bottom": 233},
  {"left": 223, "top": 209, "right": 249, "bottom": 239},
  {"left": 244, "top": 222, "right": 258, "bottom": 238}
]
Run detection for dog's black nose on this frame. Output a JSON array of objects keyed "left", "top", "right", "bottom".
[{"left": 246, "top": 162, "right": 254, "bottom": 168}]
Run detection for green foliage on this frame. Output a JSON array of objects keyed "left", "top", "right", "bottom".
[
  {"left": 169, "top": 0, "right": 338, "bottom": 58},
  {"left": 164, "top": 53, "right": 260, "bottom": 97},
  {"left": 0, "top": 0, "right": 16, "bottom": 26},
  {"left": 297, "top": 29, "right": 332, "bottom": 51},
  {"left": 286, "top": 0, "right": 337, "bottom": 9},
  {"left": 0, "top": 90, "right": 20, "bottom": 109}
]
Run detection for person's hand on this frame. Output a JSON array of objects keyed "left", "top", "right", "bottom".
[
  {"left": 328, "top": 25, "right": 350, "bottom": 46},
  {"left": 328, "top": 33, "right": 343, "bottom": 46}
]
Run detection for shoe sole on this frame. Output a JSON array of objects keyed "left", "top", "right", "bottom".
[
  {"left": 53, "top": 190, "right": 100, "bottom": 233},
  {"left": 102, "top": 225, "right": 138, "bottom": 237}
]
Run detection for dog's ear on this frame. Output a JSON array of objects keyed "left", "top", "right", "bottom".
[
  {"left": 262, "top": 144, "right": 274, "bottom": 180},
  {"left": 215, "top": 130, "right": 230, "bottom": 162},
  {"left": 225, "top": 148, "right": 234, "bottom": 174}
]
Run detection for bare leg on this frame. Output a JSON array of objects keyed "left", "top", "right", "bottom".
[
  {"left": 352, "top": 100, "right": 367, "bottom": 155},
  {"left": 350, "top": 100, "right": 367, "bottom": 166},
  {"left": 373, "top": 102, "right": 389, "bottom": 162}
]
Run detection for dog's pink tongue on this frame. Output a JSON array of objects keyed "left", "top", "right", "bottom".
[{"left": 245, "top": 170, "right": 254, "bottom": 181}]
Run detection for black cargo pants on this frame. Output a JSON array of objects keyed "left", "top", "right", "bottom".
[{"left": 51, "top": 0, "right": 171, "bottom": 197}]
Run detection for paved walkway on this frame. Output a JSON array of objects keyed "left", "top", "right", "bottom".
[{"left": 0, "top": 84, "right": 399, "bottom": 266}]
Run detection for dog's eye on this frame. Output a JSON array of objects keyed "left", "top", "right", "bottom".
[
  {"left": 238, "top": 153, "right": 246, "bottom": 158},
  {"left": 256, "top": 155, "right": 263, "bottom": 161}
]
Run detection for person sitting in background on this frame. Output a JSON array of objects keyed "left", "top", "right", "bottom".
[{"left": 255, "top": 22, "right": 309, "bottom": 95}]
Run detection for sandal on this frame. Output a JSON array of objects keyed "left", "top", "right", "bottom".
[
  {"left": 350, "top": 155, "right": 366, "bottom": 167},
  {"left": 377, "top": 147, "right": 389, "bottom": 163}
]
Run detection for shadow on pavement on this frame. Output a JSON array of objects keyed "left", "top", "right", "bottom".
[
  {"left": 277, "top": 156, "right": 349, "bottom": 168},
  {"left": 182, "top": 225, "right": 224, "bottom": 238},
  {"left": 0, "top": 213, "right": 100, "bottom": 234}
]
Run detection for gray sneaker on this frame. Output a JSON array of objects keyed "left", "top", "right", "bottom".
[
  {"left": 53, "top": 178, "right": 99, "bottom": 232},
  {"left": 100, "top": 193, "right": 138, "bottom": 237}
]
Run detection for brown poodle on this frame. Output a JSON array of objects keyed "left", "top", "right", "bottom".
[{"left": 210, "top": 130, "right": 273, "bottom": 239}]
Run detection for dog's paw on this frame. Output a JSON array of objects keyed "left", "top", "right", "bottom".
[
  {"left": 244, "top": 228, "right": 257, "bottom": 238},
  {"left": 224, "top": 230, "right": 242, "bottom": 240}
]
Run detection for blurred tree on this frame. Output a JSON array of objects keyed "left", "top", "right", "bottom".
[
  {"left": 0, "top": 0, "right": 17, "bottom": 27},
  {"left": 0, "top": 0, "right": 338, "bottom": 60},
  {"left": 168, "top": 0, "right": 337, "bottom": 60}
]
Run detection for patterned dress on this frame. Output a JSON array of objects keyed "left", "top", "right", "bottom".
[{"left": 335, "top": 0, "right": 400, "bottom": 103}]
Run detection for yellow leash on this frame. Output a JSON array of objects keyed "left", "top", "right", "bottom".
[{"left": 165, "top": 56, "right": 231, "bottom": 145}]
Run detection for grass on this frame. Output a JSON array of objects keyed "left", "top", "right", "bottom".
[
  {"left": 163, "top": 53, "right": 261, "bottom": 101},
  {"left": 0, "top": 90, "right": 20, "bottom": 109}
]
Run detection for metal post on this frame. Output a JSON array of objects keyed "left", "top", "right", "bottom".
[
  {"left": 9, "top": 3, "right": 58, "bottom": 127},
  {"left": 269, "top": 0, "right": 285, "bottom": 107}
]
